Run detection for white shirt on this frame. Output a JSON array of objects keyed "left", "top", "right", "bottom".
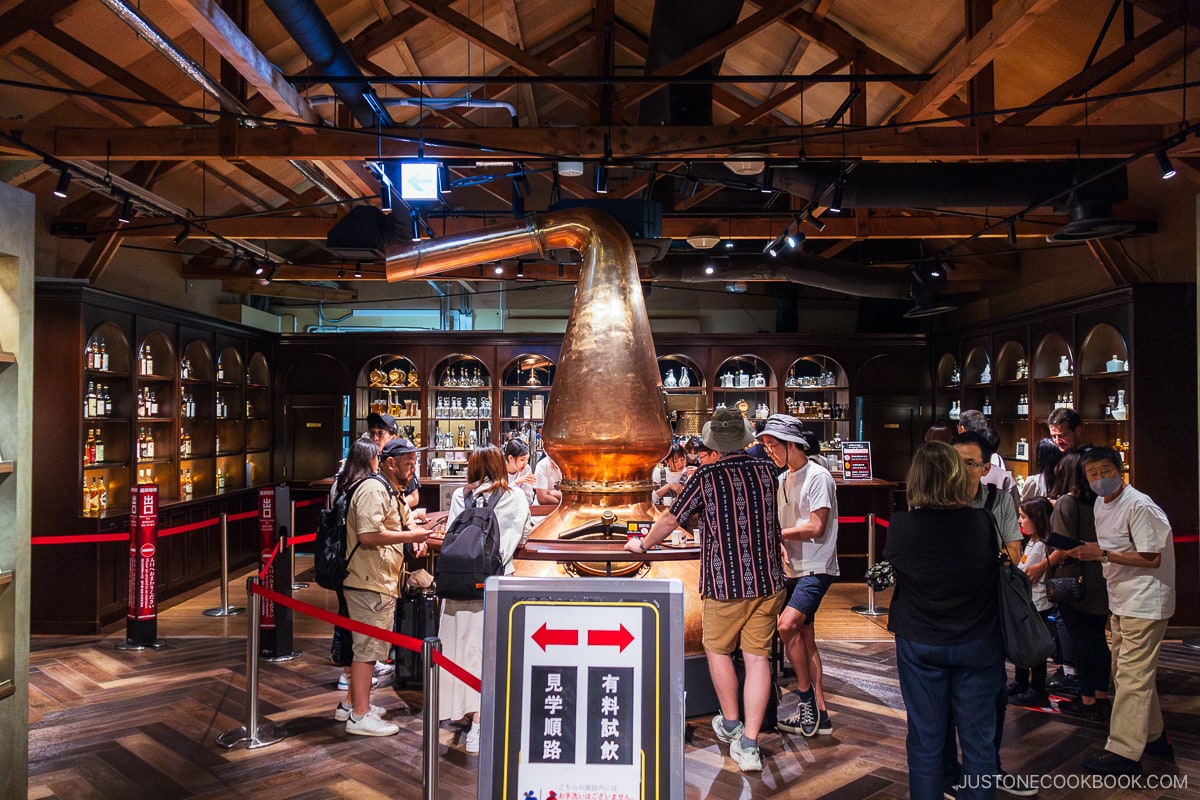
[
  {"left": 508, "top": 463, "right": 535, "bottom": 505},
  {"left": 446, "top": 483, "right": 532, "bottom": 575},
  {"left": 1019, "top": 539, "right": 1051, "bottom": 611},
  {"left": 1094, "top": 484, "right": 1175, "bottom": 620},
  {"left": 534, "top": 456, "right": 562, "bottom": 496},
  {"left": 778, "top": 460, "right": 839, "bottom": 577}
]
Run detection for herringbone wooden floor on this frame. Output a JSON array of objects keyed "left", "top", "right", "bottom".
[{"left": 26, "top": 568, "right": 1200, "bottom": 799}]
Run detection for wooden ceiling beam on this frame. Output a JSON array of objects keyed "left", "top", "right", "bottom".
[
  {"left": 894, "top": 0, "right": 1062, "bottom": 125},
  {"left": 161, "top": 0, "right": 321, "bottom": 126},
  {"left": 1085, "top": 238, "right": 1141, "bottom": 286},
  {"left": 72, "top": 214, "right": 127, "bottom": 283},
  {"left": 220, "top": 278, "right": 359, "bottom": 302},
  {"left": 53, "top": 212, "right": 1061, "bottom": 242},
  {"left": 392, "top": 0, "right": 595, "bottom": 112},
  {"left": 616, "top": 0, "right": 799, "bottom": 108},
  {"left": 22, "top": 122, "right": 1171, "bottom": 161},
  {"left": 0, "top": 0, "right": 81, "bottom": 57},
  {"left": 1001, "top": 11, "right": 1184, "bottom": 127}
]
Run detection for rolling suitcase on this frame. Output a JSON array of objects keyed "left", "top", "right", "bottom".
[{"left": 392, "top": 589, "right": 439, "bottom": 689}]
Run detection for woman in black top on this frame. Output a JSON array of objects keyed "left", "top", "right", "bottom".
[{"left": 885, "top": 442, "right": 1004, "bottom": 800}]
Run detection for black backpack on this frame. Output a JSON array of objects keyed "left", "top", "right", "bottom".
[
  {"left": 314, "top": 474, "right": 389, "bottom": 590},
  {"left": 435, "top": 488, "right": 504, "bottom": 600}
]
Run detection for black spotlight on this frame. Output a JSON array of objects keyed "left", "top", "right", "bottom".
[
  {"left": 1155, "top": 149, "right": 1177, "bottom": 180},
  {"left": 52, "top": 169, "right": 71, "bottom": 199}
]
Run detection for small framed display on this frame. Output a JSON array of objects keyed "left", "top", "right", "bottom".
[{"left": 1014, "top": 439, "right": 1029, "bottom": 461}]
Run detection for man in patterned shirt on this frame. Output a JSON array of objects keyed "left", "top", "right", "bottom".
[{"left": 627, "top": 406, "right": 784, "bottom": 772}]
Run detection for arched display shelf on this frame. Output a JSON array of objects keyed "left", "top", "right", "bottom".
[
  {"left": 133, "top": 331, "right": 177, "bottom": 499},
  {"left": 963, "top": 346, "right": 991, "bottom": 386},
  {"left": 1031, "top": 333, "right": 1073, "bottom": 380},
  {"left": 1079, "top": 323, "right": 1129, "bottom": 376},
  {"left": 357, "top": 353, "right": 422, "bottom": 442},
  {"left": 713, "top": 354, "right": 775, "bottom": 421},
  {"left": 178, "top": 341, "right": 215, "bottom": 499},
  {"left": 82, "top": 323, "right": 133, "bottom": 515},
  {"left": 500, "top": 354, "right": 556, "bottom": 462},
  {"left": 782, "top": 355, "right": 850, "bottom": 434},
  {"left": 995, "top": 341, "right": 1027, "bottom": 384},
  {"left": 428, "top": 354, "right": 492, "bottom": 478},
  {"left": 244, "top": 352, "right": 272, "bottom": 488},
  {"left": 656, "top": 354, "right": 704, "bottom": 391},
  {"left": 935, "top": 352, "right": 959, "bottom": 389}
]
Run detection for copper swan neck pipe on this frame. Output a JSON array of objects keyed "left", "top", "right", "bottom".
[{"left": 386, "top": 208, "right": 673, "bottom": 529}]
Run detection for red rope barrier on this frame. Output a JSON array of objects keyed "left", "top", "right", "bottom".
[
  {"left": 875, "top": 517, "right": 889, "bottom": 528},
  {"left": 294, "top": 497, "right": 327, "bottom": 508},
  {"left": 837, "top": 516, "right": 866, "bottom": 524},
  {"left": 159, "top": 517, "right": 218, "bottom": 537},
  {"left": 258, "top": 538, "right": 283, "bottom": 581},
  {"left": 31, "top": 532, "right": 129, "bottom": 545},
  {"left": 290, "top": 532, "right": 316, "bottom": 546},
  {"left": 251, "top": 583, "right": 482, "bottom": 692},
  {"left": 227, "top": 510, "right": 259, "bottom": 522}
]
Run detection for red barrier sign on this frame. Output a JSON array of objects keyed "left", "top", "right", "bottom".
[
  {"left": 258, "top": 488, "right": 276, "bottom": 630},
  {"left": 122, "top": 483, "right": 160, "bottom": 652}
]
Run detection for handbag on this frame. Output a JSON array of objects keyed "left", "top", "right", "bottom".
[
  {"left": 1046, "top": 575, "right": 1084, "bottom": 607},
  {"left": 993, "top": 525, "right": 1057, "bottom": 668}
]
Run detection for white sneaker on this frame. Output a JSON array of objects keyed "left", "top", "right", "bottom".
[
  {"left": 711, "top": 713, "right": 744, "bottom": 744},
  {"left": 465, "top": 724, "right": 480, "bottom": 754},
  {"left": 335, "top": 702, "right": 384, "bottom": 722},
  {"left": 729, "top": 736, "right": 763, "bottom": 772},
  {"left": 373, "top": 660, "right": 395, "bottom": 678},
  {"left": 336, "top": 673, "right": 378, "bottom": 691},
  {"left": 345, "top": 711, "right": 399, "bottom": 737}
]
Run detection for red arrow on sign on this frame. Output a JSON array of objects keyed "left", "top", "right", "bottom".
[
  {"left": 588, "top": 624, "right": 634, "bottom": 652},
  {"left": 532, "top": 622, "right": 578, "bottom": 651}
]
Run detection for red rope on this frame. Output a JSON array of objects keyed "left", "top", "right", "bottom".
[
  {"left": 252, "top": 583, "right": 481, "bottom": 692},
  {"left": 227, "top": 510, "right": 259, "bottom": 522},
  {"left": 31, "top": 532, "right": 129, "bottom": 544},
  {"left": 258, "top": 538, "right": 283, "bottom": 581},
  {"left": 837, "top": 516, "right": 866, "bottom": 524},
  {"left": 294, "top": 497, "right": 327, "bottom": 508},
  {"left": 159, "top": 517, "right": 218, "bottom": 537},
  {"left": 875, "top": 517, "right": 889, "bottom": 528}
]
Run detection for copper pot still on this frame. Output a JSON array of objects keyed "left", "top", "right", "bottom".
[{"left": 387, "top": 208, "right": 703, "bottom": 652}]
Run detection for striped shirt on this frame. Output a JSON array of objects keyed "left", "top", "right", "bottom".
[{"left": 671, "top": 452, "right": 784, "bottom": 600}]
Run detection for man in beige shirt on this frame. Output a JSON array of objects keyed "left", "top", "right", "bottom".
[{"left": 342, "top": 437, "right": 430, "bottom": 736}]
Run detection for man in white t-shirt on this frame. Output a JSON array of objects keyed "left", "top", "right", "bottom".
[
  {"left": 756, "top": 415, "right": 838, "bottom": 738},
  {"left": 533, "top": 454, "right": 562, "bottom": 506},
  {"left": 1068, "top": 447, "right": 1176, "bottom": 776}
]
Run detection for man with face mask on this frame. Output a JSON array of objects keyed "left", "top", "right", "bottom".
[{"left": 1067, "top": 447, "right": 1176, "bottom": 777}]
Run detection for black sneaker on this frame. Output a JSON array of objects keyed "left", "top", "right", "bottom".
[
  {"left": 817, "top": 709, "right": 833, "bottom": 735},
  {"left": 1055, "top": 697, "right": 1103, "bottom": 719},
  {"left": 1144, "top": 733, "right": 1175, "bottom": 761},
  {"left": 1082, "top": 749, "right": 1142, "bottom": 776},
  {"left": 1008, "top": 688, "right": 1049, "bottom": 707},
  {"left": 996, "top": 770, "right": 1039, "bottom": 797},
  {"left": 777, "top": 695, "right": 819, "bottom": 737},
  {"left": 1046, "top": 669, "right": 1078, "bottom": 692}
]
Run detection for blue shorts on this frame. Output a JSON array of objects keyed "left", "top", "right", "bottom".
[{"left": 785, "top": 574, "right": 834, "bottom": 622}]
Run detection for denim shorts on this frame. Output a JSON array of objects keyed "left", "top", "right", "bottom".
[{"left": 785, "top": 574, "right": 834, "bottom": 622}]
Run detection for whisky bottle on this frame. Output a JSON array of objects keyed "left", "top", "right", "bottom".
[
  {"left": 99, "top": 340, "right": 108, "bottom": 371},
  {"left": 86, "top": 428, "right": 97, "bottom": 465},
  {"left": 88, "top": 477, "right": 100, "bottom": 514},
  {"left": 216, "top": 467, "right": 224, "bottom": 492},
  {"left": 982, "top": 397, "right": 992, "bottom": 416},
  {"left": 98, "top": 481, "right": 108, "bottom": 512},
  {"left": 85, "top": 380, "right": 96, "bottom": 418},
  {"left": 94, "top": 430, "right": 104, "bottom": 463},
  {"left": 216, "top": 361, "right": 225, "bottom": 382},
  {"left": 185, "top": 468, "right": 193, "bottom": 500},
  {"left": 103, "top": 385, "right": 112, "bottom": 417},
  {"left": 85, "top": 341, "right": 95, "bottom": 371},
  {"left": 82, "top": 476, "right": 90, "bottom": 515},
  {"left": 149, "top": 389, "right": 158, "bottom": 417},
  {"left": 137, "top": 389, "right": 146, "bottom": 418}
]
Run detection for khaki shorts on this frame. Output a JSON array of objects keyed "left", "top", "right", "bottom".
[
  {"left": 344, "top": 589, "right": 396, "bottom": 663},
  {"left": 701, "top": 591, "right": 786, "bottom": 657}
]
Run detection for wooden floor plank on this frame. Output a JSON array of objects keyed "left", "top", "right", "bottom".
[{"left": 26, "top": 576, "right": 1200, "bottom": 799}]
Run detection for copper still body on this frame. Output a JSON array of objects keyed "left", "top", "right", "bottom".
[{"left": 387, "top": 208, "right": 702, "bottom": 652}]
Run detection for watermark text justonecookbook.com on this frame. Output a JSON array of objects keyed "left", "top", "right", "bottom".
[{"left": 957, "top": 773, "right": 1188, "bottom": 792}]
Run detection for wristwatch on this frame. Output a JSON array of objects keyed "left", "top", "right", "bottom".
[{"left": 1100, "top": 549, "right": 1109, "bottom": 564}]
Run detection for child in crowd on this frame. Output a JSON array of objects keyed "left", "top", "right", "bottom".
[{"left": 1008, "top": 497, "right": 1055, "bottom": 707}]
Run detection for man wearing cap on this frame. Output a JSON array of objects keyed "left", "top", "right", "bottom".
[
  {"left": 626, "top": 406, "right": 784, "bottom": 773},
  {"left": 342, "top": 437, "right": 432, "bottom": 736},
  {"left": 757, "top": 414, "right": 839, "bottom": 738},
  {"left": 368, "top": 412, "right": 421, "bottom": 508}
]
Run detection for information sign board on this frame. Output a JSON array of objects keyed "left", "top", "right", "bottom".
[
  {"left": 478, "top": 577, "right": 684, "bottom": 800},
  {"left": 841, "top": 440, "right": 874, "bottom": 480}
]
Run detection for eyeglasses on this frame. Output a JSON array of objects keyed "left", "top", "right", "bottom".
[{"left": 963, "top": 460, "right": 986, "bottom": 470}]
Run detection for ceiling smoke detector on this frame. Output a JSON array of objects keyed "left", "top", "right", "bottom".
[
  {"left": 723, "top": 152, "right": 768, "bottom": 176},
  {"left": 686, "top": 233, "right": 722, "bottom": 249}
]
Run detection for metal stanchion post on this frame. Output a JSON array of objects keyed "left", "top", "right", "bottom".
[
  {"left": 217, "top": 578, "right": 287, "bottom": 749},
  {"left": 204, "top": 513, "right": 246, "bottom": 617},
  {"left": 290, "top": 500, "right": 308, "bottom": 591},
  {"left": 852, "top": 513, "right": 889, "bottom": 617},
  {"left": 422, "top": 636, "right": 442, "bottom": 800}
]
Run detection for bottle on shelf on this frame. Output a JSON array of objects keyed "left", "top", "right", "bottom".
[
  {"left": 99, "top": 340, "right": 108, "bottom": 371},
  {"left": 85, "top": 340, "right": 95, "bottom": 371},
  {"left": 94, "top": 430, "right": 104, "bottom": 463},
  {"left": 1016, "top": 394, "right": 1028, "bottom": 416},
  {"left": 85, "top": 428, "right": 96, "bottom": 465},
  {"left": 982, "top": 396, "right": 992, "bottom": 416},
  {"left": 1113, "top": 389, "right": 1128, "bottom": 420},
  {"left": 139, "top": 344, "right": 154, "bottom": 376},
  {"left": 102, "top": 384, "right": 111, "bottom": 417},
  {"left": 85, "top": 380, "right": 96, "bottom": 418},
  {"left": 98, "top": 479, "right": 107, "bottom": 512},
  {"left": 88, "top": 477, "right": 100, "bottom": 514},
  {"left": 149, "top": 388, "right": 158, "bottom": 417},
  {"left": 137, "top": 388, "right": 146, "bottom": 418},
  {"left": 217, "top": 361, "right": 225, "bottom": 382},
  {"left": 81, "top": 476, "right": 90, "bottom": 515},
  {"left": 1113, "top": 437, "right": 1129, "bottom": 466}
]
